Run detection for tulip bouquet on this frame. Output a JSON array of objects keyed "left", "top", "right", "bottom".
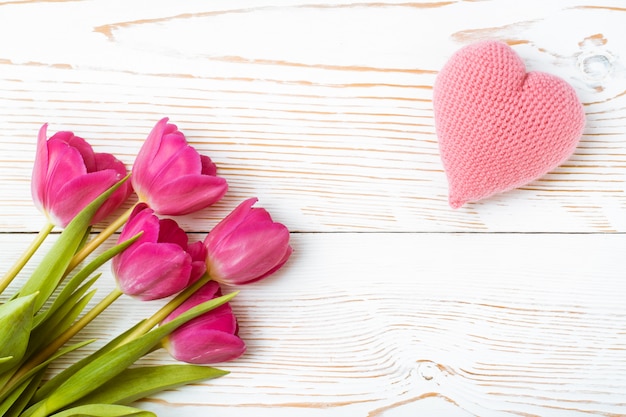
[{"left": 0, "top": 118, "right": 292, "bottom": 417}]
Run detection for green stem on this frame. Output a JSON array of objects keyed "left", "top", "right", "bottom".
[
  {"left": 67, "top": 204, "right": 137, "bottom": 273},
  {"left": 0, "top": 222, "right": 54, "bottom": 295},
  {"left": 115, "top": 273, "right": 213, "bottom": 347},
  {"left": 6, "top": 288, "right": 123, "bottom": 391}
]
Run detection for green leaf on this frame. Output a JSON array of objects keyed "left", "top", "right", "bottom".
[
  {"left": 49, "top": 404, "right": 155, "bottom": 417},
  {"left": 33, "top": 234, "right": 141, "bottom": 330},
  {"left": 76, "top": 225, "right": 93, "bottom": 253},
  {"left": 18, "top": 175, "right": 130, "bottom": 312},
  {"left": 27, "top": 289, "right": 96, "bottom": 357},
  {"left": 47, "top": 291, "right": 96, "bottom": 340},
  {"left": 0, "top": 375, "right": 33, "bottom": 416},
  {"left": 0, "top": 339, "right": 94, "bottom": 406},
  {"left": 33, "top": 273, "right": 98, "bottom": 329},
  {"left": 0, "top": 293, "right": 38, "bottom": 373},
  {"left": 28, "top": 279, "right": 97, "bottom": 355},
  {"left": 30, "top": 292, "right": 237, "bottom": 416},
  {"left": 1, "top": 369, "right": 45, "bottom": 417},
  {"left": 32, "top": 321, "right": 148, "bottom": 403},
  {"left": 74, "top": 365, "right": 228, "bottom": 406}
]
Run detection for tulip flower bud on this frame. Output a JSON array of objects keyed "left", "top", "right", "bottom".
[
  {"left": 162, "top": 281, "right": 245, "bottom": 364},
  {"left": 31, "top": 124, "right": 132, "bottom": 227},
  {"left": 132, "top": 118, "right": 228, "bottom": 216},
  {"left": 204, "top": 198, "right": 292, "bottom": 286},
  {"left": 112, "top": 204, "right": 207, "bottom": 300}
]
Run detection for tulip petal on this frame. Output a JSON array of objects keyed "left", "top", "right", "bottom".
[
  {"left": 57, "top": 133, "right": 97, "bottom": 172},
  {"left": 47, "top": 131, "right": 74, "bottom": 143},
  {"left": 187, "top": 241, "right": 208, "bottom": 263},
  {"left": 250, "top": 244, "right": 293, "bottom": 284},
  {"left": 158, "top": 219, "right": 189, "bottom": 248},
  {"left": 189, "top": 261, "right": 207, "bottom": 285},
  {"left": 90, "top": 153, "right": 133, "bottom": 224},
  {"left": 132, "top": 118, "right": 227, "bottom": 215},
  {"left": 166, "top": 329, "right": 246, "bottom": 364},
  {"left": 31, "top": 126, "right": 131, "bottom": 228},
  {"left": 114, "top": 243, "right": 192, "bottom": 300},
  {"left": 162, "top": 281, "right": 222, "bottom": 324},
  {"left": 150, "top": 175, "right": 228, "bottom": 215},
  {"left": 133, "top": 119, "right": 203, "bottom": 195},
  {"left": 31, "top": 124, "right": 50, "bottom": 212},
  {"left": 48, "top": 169, "right": 122, "bottom": 227},
  {"left": 113, "top": 206, "right": 203, "bottom": 300},
  {"left": 117, "top": 204, "right": 160, "bottom": 245},
  {"left": 204, "top": 198, "right": 258, "bottom": 249},
  {"left": 181, "top": 304, "right": 238, "bottom": 334},
  {"left": 153, "top": 134, "right": 202, "bottom": 179},
  {"left": 187, "top": 241, "right": 208, "bottom": 284},
  {"left": 244, "top": 206, "right": 275, "bottom": 224},
  {"left": 200, "top": 154, "right": 218, "bottom": 176},
  {"left": 43, "top": 140, "right": 88, "bottom": 211},
  {"left": 216, "top": 221, "right": 290, "bottom": 263},
  {"left": 211, "top": 223, "right": 291, "bottom": 284},
  {"left": 94, "top": 152, "right": 125, "bottom": 172},
  {"left": 132, "top": 117, "right": 169, "bottom": 192},
  {"left": 203, "top": 198, "right": 292, "bottom": 285},
  {"left": 161, "top": 281, "right": 245, "bottom": 363}
]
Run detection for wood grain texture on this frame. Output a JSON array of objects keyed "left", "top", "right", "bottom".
[
  {"left": 3, "top": 233, "right": 625, "bottom": 416},
  {"left": 0, "top": 0, "right": 624, "bottom": 232},
  {"left": 0, "top": 0, "right": 625, "bottom": 416}
]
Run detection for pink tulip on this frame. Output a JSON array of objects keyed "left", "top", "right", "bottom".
[
  {"left": 162, "top": 280, "right": 246, "bottom": 364},
  {"left": 204, "top": 198, "right": 292, "bottom": 285},
  {"left": 132, "top": 118, "right": 228, "bottom": 216},
  {"left": 31, "top": 124, "right": 132, "bottom": 227},
  {"left": 112, "top": 204, "right": 207, "bottom": 300}
]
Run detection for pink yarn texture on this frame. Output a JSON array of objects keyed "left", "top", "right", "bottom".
[{"left": 433, "top": 41, "right": 585, "bottom": 209}]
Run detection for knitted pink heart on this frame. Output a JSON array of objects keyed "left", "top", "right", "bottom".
[{"left": 433, "top": 41, "right": 585, "bottom": 209}]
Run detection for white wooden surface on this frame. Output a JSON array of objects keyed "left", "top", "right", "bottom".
[{"left": 1, "top": 1, "right": 625, "bottom": 416}]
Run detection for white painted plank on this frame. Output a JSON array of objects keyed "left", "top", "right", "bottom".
[
  {"left": 0, "top": 1, "right": 625, "bottom": 416},
  {"left": 0, "top": 0, "right": 623, "bottom": 232},
  {"left": 2, "top": 232, "right": 625, "bottom": 416}
]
